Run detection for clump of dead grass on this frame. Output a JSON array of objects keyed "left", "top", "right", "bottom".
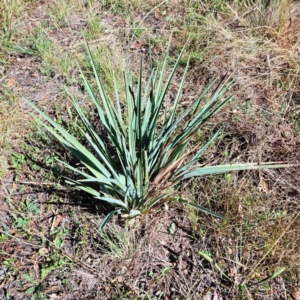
[{"left": 0, "top": 100, "right": 31, "bottom": 174}]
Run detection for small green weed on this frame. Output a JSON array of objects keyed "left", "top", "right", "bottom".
[
  {"left": 21, "top": 274, "right": 45, "bottom": 298},
  {"left": 3, "top": 257, "right": 18, "bottom": 274},
  {"left": 10, "top": 152, "right": 28, "bottom": 179},
  {"left": 11, "top": 152, "right": 26, "bottom": 170}
]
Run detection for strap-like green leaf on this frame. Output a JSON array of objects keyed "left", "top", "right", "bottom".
[
  {"left": 78, "top": 178, "right": 125, "bottom": 192},
  {"left": 176, "top": 130, "right": 221, "bottom": 176},
  {"left": 95, "top": 196, "right": 128, "bottom": 210},
  {"left": 85, "top": 43, "right": 119, "bottom": 131},
  {"left": 28, "top": 107, "right": 109, "bottom": 179},
  {"left": 66, "top": 179, "right": 101, "bottom": 197},
  {"left": 182, "top": 163, "right": 290, "bottom": 179},
  {"left": 99, "top": 209, "right": 121, "bottom": 231}
]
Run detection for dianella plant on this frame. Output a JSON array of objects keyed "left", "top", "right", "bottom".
[{"left": 27, "top": 44, "right": 289, "bottom": 229}]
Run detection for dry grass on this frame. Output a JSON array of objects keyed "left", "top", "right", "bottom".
[
  {"left": 0, "top": 99, "right": 32, "bottom": 175},
  {"left": 0, "top": 0, "right": 300, "bottom": 299}
]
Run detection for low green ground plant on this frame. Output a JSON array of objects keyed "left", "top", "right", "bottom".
[{"left": 27, "top": 43, "right": 289, "bottom": 229}]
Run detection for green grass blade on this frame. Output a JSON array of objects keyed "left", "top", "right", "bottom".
[{"left": 180, "top": 200, "right": 224, "bottom": 219}]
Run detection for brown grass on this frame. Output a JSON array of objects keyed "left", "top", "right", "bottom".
[{"left": 0, "top": 0, "right": 300, "bottom": 299}]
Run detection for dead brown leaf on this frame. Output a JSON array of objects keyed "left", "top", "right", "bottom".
[
  {"left": 6, "top": 78, "right": 16, "bottom": 88},
  {"left": 288, "top": 285, "right": 300, "bottom": 300},
  {"left": 111, "top": 276, "right": 124, "bottom": 283},
  {"left": 130, "top": 42, "right": 144, "bottom": 50},
  {"left": 258, "top": 178, "right": 270, "bottom": 193},
  {"left": 48, "top": 294, "right": 61, "bottom": 300},
  {"left": 53, "top": 214, "right": 64, "bottom": 228},
  {"left": 154, "top": 8, "right": 160, "bottom": 18},
  {"left": 38, "top": 247, "right": 49, "bottom": 255}
]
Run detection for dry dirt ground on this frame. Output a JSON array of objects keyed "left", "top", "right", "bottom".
[{"left": 1, "top": 1, "right": 300, "bottom": 299}]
